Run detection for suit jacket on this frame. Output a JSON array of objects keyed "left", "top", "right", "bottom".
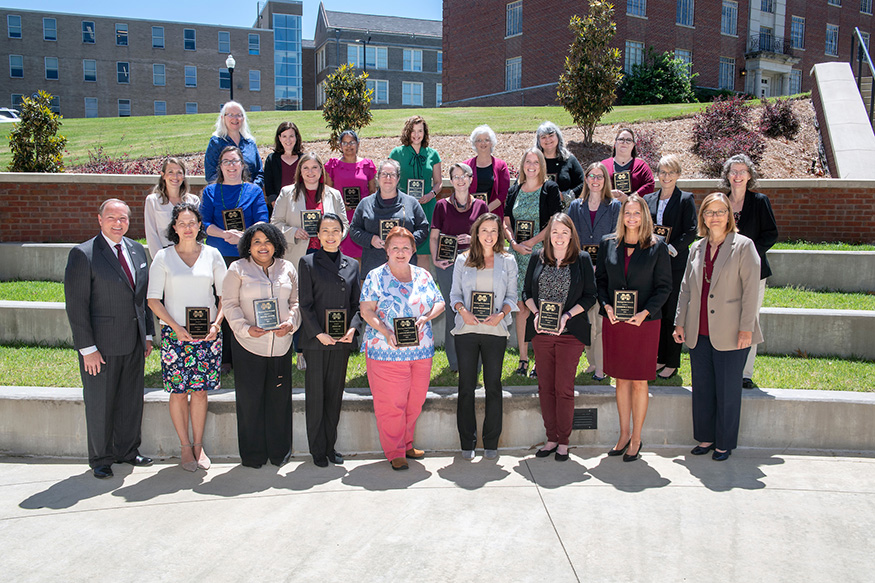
[
  {"left": 675, "top": 232, "right": 763, "bottom": 351},
  {"left": 449, "top": 251, "right": 519, "bottom": 331},
  {"left": 504, "top": 180, "right": 563, "bottom": 234},
  {"left": 522, "top": 251, "right": 597, "bottom": 343},
  {"left": 736, "top": 190, "right": 778, "bottom": 279},
  {"left": 64, "top": 234, "right": 154, "bottom": 356},
  {"left": 595, "top": 236, "right": 673, "bottom": 321},
  {"left": 644, "top": 187, "right": 698, "bottom": 274},
  {"left": 567, "top": 198, "right": 621, "bottom": 245},
  {"left": 271, "top": 185, "right": 349, "bottom": 270},
  {"left": 297, "top": 249, "right": 362, "bottom": 351}
]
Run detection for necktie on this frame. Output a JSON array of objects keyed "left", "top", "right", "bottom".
[{"left": 115, "top": 243, "right": 135, "bottom": 288}]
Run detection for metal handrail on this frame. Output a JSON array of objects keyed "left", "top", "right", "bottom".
[{"left": 851, "top": 27, "right": 875, "bottom": 128}]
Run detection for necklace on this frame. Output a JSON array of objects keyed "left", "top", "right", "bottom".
[{"left": 220, "top": 183, "right": 242, "bottom": 210}]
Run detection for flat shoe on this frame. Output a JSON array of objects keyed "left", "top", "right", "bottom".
[
  {"left": 391, "top": 457, "right": 409, "bottom": 470},
  {"left": 405, "top": 447, "right": 424, "bottom": 459},
  {"left": 608, "top": 438, "right": 631, "bottom": 456},
  {"left": 691, "top": 444, "right": 716, "bottom": 455},
  {"left": 712, "top": 449, "right": 732, "bottom": 461},
  {"left": 535, "top": 445, "right": 558, "bottom": 458},
  {"left": 657, "top": 370, "right": 679, "bottom": 380},
  {"left": 313, "top": 455, "right": 328, "bottom": 468},
  {"left": 193, "top": 443, "right": 210, "bottom": 470},
  {"left": 327, "top": 451, "right": 344, "bottom": 464},
  {"left": 484, "top": 449, "right": 498, "bottom": 460},
  {"left": 742, "top": 378, "right": 754, "bottom": 389},
  {"left": 93, "top": 465, "right": 113, "bottom": 479},
  {"left": 555, "top": 450, "right": 569, "bottom": 462},
  {"left": 592, "top": 372, "right": 607, "bottom": 382}
]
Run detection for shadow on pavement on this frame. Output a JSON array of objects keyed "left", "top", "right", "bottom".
[
  {"left": 585, "top": 455, "right": 672, "bottom": 492},
  {"left": 436, "top": 455, "right": 511, "bottom": 490},
  {"left": 341, "top": 459, "right": 431, "bottom": 490},
  {"left": 673, "top": 452, "right": 785, "bottom": 491},
  {"left": 19, "top": 465, "right": 133, "bottom": 510},
  {"left": 513, "top": 455, "right": 591, "bottom": 489}
]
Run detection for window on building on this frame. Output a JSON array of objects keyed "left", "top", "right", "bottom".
[
  {"left": 12, "top": 94, "right": 23, "bottom": 109},
  {"left": 84, "top": 97, "right": 98, "bottom": 118},
  {"left": 116, "top": 23, "right": 128, "bottom": 46},
  {"left": 437, "top": 51, "right": 443, "bottom": 73},
  {"left": 625, "top": 40, "right": 645, "bottom": 73},
  {"left": 249, "top": 33, "right": 260, "bottom": 55},
  {"left": 827, "top": 0, "right": 842, "bottom": 6},
  {"left": 366, "top": 79, "right": 389, "bottom": 104},
  {"left": 505, "top": 57, "right": 522, "bottom": 91},
  {"left": 436, "top": 83, "right": 442, "bottom": 107},
  {"left": 49, "top": 95, "right": 60, "bottom": 114},
  {"left": 347, "top": 45, "right": 362, "bottom": 67},
  {"left": 184, "top": 28, "right": 196, "bottom": 51},
  {"left": 153, "top": 64, "right": 165, "bottom": 86},
  {"left": 403, "top": 49, "right": 423, "bottom": 72},
  {"left": 83, "top": 59, "right": 97, "bottom": 82},
  {"left": 791, "top": 16, "right": 805, "bottom": 49},
  {"left": 185, "top": 102, "right": 198, "bottom": 114},
  {"left": 676, "top": 0, "right": 694, "bottom": 27},
  {"left": 185, "top": 65, "right": 197, "bottom": 87},
  {"left": 45, "top": 57, "right": 59, "bottom": 80},
  {"left": 316, "top": 47, "right": 326, "bottom": 71},
  {"left": 367, "top": 46, "right": 388, "bottom": 69},
  {"left": 152, "top": 26, "right": 164, "bottom": 48},
  {"left": 722, "top": 1, "right": 738, "bottom": 36},
  {"left": 316, "top": 81, "right": 325, "bottom": 108},
  {"left": 154, "top": 101, "right": 167, "bottom": 116},
  {"left": 218, "top": 31, "right": 230, "bottom": 53},
  {"left": 761, "top": 0, "right": 774, "bottom": 13},
  {"left": 250, "top": 105, "right": 261, "bottom": 111},
  {"left": 43, "top": 18, "right": 57, "bottom": 41},
  {"left": 117, "top": 62, "right": 130, "bottom": 84},
  {"left": 628, "top": 0, "right": 646, "bottom": 17},
  {"left": 250, "top": 70, "right": 261, "bottom": 91},
  {"left": 219, "top": 68, "right": 230, "bottom": 89},
  {"left": 790, "top": 69, "right": 802, "bottom": 94},
  {"left": 675, "top": 49, "right": 693, "bottom": 75},
  {"left": 826, "top": 24, "right": 840, "bottom": 56},
  {"left": 862, "top": 31, "right": 871, "bottom": 50},
  {"left": 8, "top": 15, "right": 21, "bottom": 38},
  {"left": 402, "top": 81, "right": 423, "bottom": 106},
  {"left": 118, "top": 99, "right": 131, "bottom": 117},
  {"left": 760, "top": 27, "right": 774, "bottom": 51},
  {"left": 864, "top": 0, "right": 874, "bottom": 15},
  {"left": 718, "top": 56, "right": 735, "bottom": 90},
  {"left": 82, "top": 21, "right": 95, "bottom": 44},
  {"left": 9, "top": 54, "right": 23, "bottom": 78},
  {"left": 506, "top": 1, "right": 523, "bottom": 37}
]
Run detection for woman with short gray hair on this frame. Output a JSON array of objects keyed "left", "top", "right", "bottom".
[
  {"left": 535, "top": 121, "right": 585, "bottom": 208},
  {"left": 465, "top": 125, "right": 511, "bottom": 220}
]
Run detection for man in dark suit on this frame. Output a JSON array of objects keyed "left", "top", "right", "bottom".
[{"left": 65, "top": 198, "right": 155, "bottom": 479}]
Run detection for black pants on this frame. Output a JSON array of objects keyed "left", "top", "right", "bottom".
[
  {"left": 455, "top": 333, "right": 507, "bottom": 450},
  {"left": 657, "top": 277, "right": 683, "bottom": 368},
  {"left": 302, "top": 348, "right": 352, "bottom": 458},
  {"left": 231, "top": 342, "right": 293, "bottom": 467}
]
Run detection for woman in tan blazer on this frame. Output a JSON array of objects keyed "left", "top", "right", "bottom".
[{"left": 673, "top": 192, "right": 762, "bottom": 461}]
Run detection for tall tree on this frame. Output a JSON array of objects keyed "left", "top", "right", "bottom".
[
  {"left": 7, "top": 90, "right": 67, "bottom": 172},
  {"left": 321, "top": 63, "right": 373, "bottom": 151}
]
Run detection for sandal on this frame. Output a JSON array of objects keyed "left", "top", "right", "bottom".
[
  {"left": 514, "top": 360, "right": 529, "bottom": 376},
  {"left": 529, "top": 363, "right": 537, "bottom": 379}
]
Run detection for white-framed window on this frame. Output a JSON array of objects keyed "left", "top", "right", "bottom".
[
  {"left": 250, "top": 70, "right": 261, "bottom": 91},
  {"left": 117, "top": 62, "right": 130, "bottom": 84},
  {"left": 628, "top": 0, "right": 646, "bottom": 17},
  {"left": 83, "top": 59, "right": 97, "bottom": 82},
  {"left": 760, "top": 26, "right": 774, "bottom": 51},
  {"left": 437, "top": 51, "right": 443, "bottom": 73},
  {"left": 11, "top": 94, "right": 23, "bottom": 109},
  {"left": 45, "top": 57, "right": 59, "bottom": 80},
  {"left": 366, "top": 79, "right": 389, "bottom": 104},
  {"left": 789, "top": 69, "right": 802, "bottom": 94},
  {"left": 675, "top": 49, "right": 693, "bottom": 74},
  {"left": 184, "top": 28, "right": 196, "bottom": 51},
  {"left": 828, "top": 0, "right": 842, "bottom": 6},
  {"left": 84, "top": 97, "right": 98, "bottom": 118},
  {"left": 118, "top": 99, "right": 131, "bottom": 117},
  {"left": 48, "top": 95, "right": 60, "bottom": 114},
  {"left": 862, "top": 31, "right": 871, "bottom": 50},
  {"left": 403, "top": 49, "right": 423, "bottom": 72},
  {"left": 82, "top": 21, "right": 95, "bottom": 44},
  {"left": 402, "top": 81, "right": 423, "bottom": 106},
  {"left": 316, "top": 81, "right": 325, "bottom": 108},
  {"left": 761, "top": 0, "right": 774, "bottom": 13},
  {"left": 826, "top": 24, "right": 840, "bottom": 56},
  {"left": 864, "top": 0, "right": 874, "bottom": 15},
  {"left": 436, "top": 83, "right": 442, "bottom": 107},
  {"left": 722, "top": 1, "right": 737, "bottom": 36},
  {"left": 791, "top": 16, "right": 805, "bottom": 49},
  {"left": 116, "top": 23, "right": 128, "bottom": 46},
  {"left": 9, "top": 54, "right": 23, "bottom": 78},
  {"left": 219, "top": 68, "right": 230, "bottom": 90},
  {"left": 625, "top": 40, "right": 645, "bottom": 73},
  {"left": 185, "top": 65, "right": 197, "bottom": 87},
  {"left": 347, "top": 45, "right": 388, "bottom": 69},
  {"left": 153, "top": 64, "right": 165, "bottom": 86},
  {"left": 317, "top": 47, "right": 326, "bottom": 71},
  {"left": 154, "top": 101, "right": 166, "bottom": 116},
  {"left": 8, "top": 14, "right": 21, "bottom": 38},
  {"left": 43, "top": 18, "right": 57, "bottom": 41},
  {"left": 185, "top": 102, "right": 198, "bottom": 114},
  {"left": 218, "top": 31, "right": 230, "bottom": 53},
  {"left": 249, "top": 33, "right": 260, "bottom": 55},
  {"left": 152, "top": 26, "right": 164, "bottom": 48},
  {"left": 718, "top": 56, "right": 735, "bottom": 90},
  {"left": 677, "top": 0, "right": 694, "bottom": 27},
  {"left": 505, "top": 56, "right": 522, "bottom": 91},
  {"left": 506, "top": 1, "right": 523, "bottom": 37}
]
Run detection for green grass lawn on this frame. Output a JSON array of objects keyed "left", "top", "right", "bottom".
[
  {"left": 764, "top": 286, "right": 875, "bottom": 310},
  {"left": 772, "top": 241, "right": 875, "bottom": 251},
  {"left": 0, "top": 281, "right": 65, "bottom": 302}
]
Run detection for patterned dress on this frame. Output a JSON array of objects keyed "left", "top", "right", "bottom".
[
  {"left": 511, "top": 187, "right": 544, "bottom": 295},
  {"left": 161, "top": 326, "right": 222, "bottom": 393}
]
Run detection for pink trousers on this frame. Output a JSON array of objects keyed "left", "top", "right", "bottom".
[{"left": 366, "top": 357, "right": 432, "bottom": 460}]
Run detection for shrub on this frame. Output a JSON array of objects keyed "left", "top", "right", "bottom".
[
  {"left": 72, "top": 145, "right": 153, "bottom": 175},
  {"left": 694, "top": 133, "right": 766, "bottom": 177},
  {"left": 619, "top": 48, "right": 698, "bottom": 106},
  {"left": 7, "top": 90, "right": 67, "bottom": 172},
  {"left": 759, "top": 98, "right": 800, "bottom": 139},
  {"left": 321, "top": 63, "right": 373, "bottom": 151},
  {"left": 633, "top": 129, "right": 664, "bottom": 172},
  {"left": 691, "top": 96, "right": 765, "bottom": 177}
]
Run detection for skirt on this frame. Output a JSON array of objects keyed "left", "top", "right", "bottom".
[
  {"left": 602, "top": 317, "right": 660, "bottom": 381},
  {"left": 160, "top": 325, "right": 222, "bottom": 393}
]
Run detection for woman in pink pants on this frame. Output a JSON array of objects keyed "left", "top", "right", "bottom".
[{"left": 359, "top": 227, "right": 445, "bottom": 470}]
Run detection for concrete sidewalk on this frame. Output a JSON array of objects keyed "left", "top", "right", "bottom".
[{"left": 2, "top": 448, "right": 874, "bottom": 582}]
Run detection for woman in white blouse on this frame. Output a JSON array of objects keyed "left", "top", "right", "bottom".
[{"left": 143, "top": 158, "right": 200, "bottom": 259}]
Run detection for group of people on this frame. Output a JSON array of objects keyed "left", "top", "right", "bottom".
[{"left": 65, "top": 100, "right": 778, "bottom": 479}]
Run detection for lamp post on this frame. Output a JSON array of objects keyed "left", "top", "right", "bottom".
[
  {"left": 355, "top": 34, "right": 371, "bottom": 71},
  {"left": 225, "top": 54, "right": 236, "bottom": 101}
]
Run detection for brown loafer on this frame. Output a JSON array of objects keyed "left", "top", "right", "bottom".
[
  {"left": 390, "top": 457, "right": 409, "bottom": 470},
  {"left": 405, "top": 447, "right": 424, "bottom": 459}
]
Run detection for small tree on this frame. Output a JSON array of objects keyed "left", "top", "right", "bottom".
[
  {"left": 619, "top": 48, "right": 698, "bottom": 105},
  {"left": 321, "top": 63, "right": 373, "bottom": 151},
  {"left": 7, "top": 90, "right": 67, "bottom": 172},
  {"left": 557, "top": 1, "right": 624, "bottom": 144}
]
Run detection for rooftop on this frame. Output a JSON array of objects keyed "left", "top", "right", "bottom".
[{"left": 323, "top": 9, "right": 441, "bottom": 37}]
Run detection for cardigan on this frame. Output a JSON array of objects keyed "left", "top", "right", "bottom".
[
  {"left": 465, "top": 155, "right": 511, "bottom": 220},
  {"left": 504, "top": 181, "right": 563, "bottom": 236},
  {"left": 449, "top": 251, "right": 519, "bottom": 332},
  {"left": 735, "top": 190, "right": 779, "bottom": 279},
  {"left": 262, "top": 151, "right": 298, "bottom": 208},
  {"left": 348, "top": 191, "right": 430, "bottom": 277},
  {"left": 296, "top": 249, "right": 362, "bottom": 351},
  {"left": 643, "top": 187, "right": 698, "bottom": 273},
  {"left": 270, "top": 184, "right": 349, "bottom": 270},
  {"left": 567, "top": 198, "right": 621, "bottom": 245},
  {"left": 545, "top": 154, "right": 585, "bottom": 200},
  {"left": 595, "top": 236, "right": 672, "bottom": 321},
  {"left": 601, "top": 157, "right": 655, "bottom": 196}
]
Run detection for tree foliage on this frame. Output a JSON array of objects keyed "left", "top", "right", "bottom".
[
  {"left": 7, "top": 90, "right": 67, "bottom": 172},
  {"left": 321, "top": 63, "right": 373, "bottom": 151},
  {"left": 619, "top": 48, "right": 698, "bottom": 105},
  {"left": 557, "top": 1, "right": 624, "bottom": 144},
  {"left": 691, "top": 96, "right": 765, "bottom": 177}
]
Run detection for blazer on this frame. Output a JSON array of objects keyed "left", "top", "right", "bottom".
[
  {"left": 675, "top": 232, "right": 763, "bottom": 351},
  {"left": 297, "top": 249, "right": 362, "bottom": 351},
  {"left": 567, "top": 198, "right": 621, "bottom": 245},
  {"left": 449, "top": 251, "right": 519, "bottom": 331},
  {"left": 595, "top": 236, "right": 673, "bottom": 321},
  {"left": 64, "top": 234, "right": 154, "bottom": 356},
  {"left": 465, "top": 155, "right": 511, "bottom": 219},
  {"left": 644, "top": 187, "right": 698, "bottom": 273},
  {"left": 504, "top": 181, "right": 563, "bottom": 235},
  {"left": 271, "top": 185, "right": 349, "bottom": 269},
  {"left": 736, "top": 190, "right": 778, "bottom": 279},
  {"left": 521, "top": 251, "right": 598, "bottom": 343}
]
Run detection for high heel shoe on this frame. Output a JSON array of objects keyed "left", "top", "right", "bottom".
[
  {"left": 193, "top": 443, "right": 211, "bottom": 470},
  {"left": 623, "top": 441, "right": 643, "bottom": 462},
  {"left": 180, "top": 443, "right": 197, "bottom": 472},
  {"left": 608, "top": 438, "right": 631, "bottom": 456}
]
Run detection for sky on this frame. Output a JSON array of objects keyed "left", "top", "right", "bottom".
[{"left": 1, "top": 1, "right": 443, "bottom": 39}]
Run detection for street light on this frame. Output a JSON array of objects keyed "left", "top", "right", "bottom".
[{"left": 225, "top": 54, "right": 236, "bottom": 100}]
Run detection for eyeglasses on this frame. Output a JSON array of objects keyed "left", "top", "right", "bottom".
[
  {"left": 615, "top": 137, "right": 635, "bottom": 144},
  {"left": 729, "top": 170, "right": 749, "bottom": 177},
  {"left": 378, "top": 171, "right": 398, "bottom": 179},
  {"left": 341, "top": 140, "right": 358, "bottom": 147},
  {"left": 451, "top": 174, "right": 470, "bottom": 181},
  {"left": 658, "top": 170, "right": 678, "bottom": 177},
  {"left": 703, "top": 209, "right": 729, "bottom": 218},
  {"left": 224, "top": 113, "right": 244, "bottom": 120},
  {"left": 474, "top": 138, "right": 491, "bottom": 144},
  {"left": 221, "top": 159, "right": 242, "bottom": 167},
  {"left": 586, "top": 173, "right": 605, "bottom": 180}
]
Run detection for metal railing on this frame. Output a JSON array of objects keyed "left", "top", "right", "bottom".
[
  {"left": 851, "top": 27, "right": 875, "bottom": 128},
  {"left": 745, "top": 34, "right": 793, "bottom": 57}
]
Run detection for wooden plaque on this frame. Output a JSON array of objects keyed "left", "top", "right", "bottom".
[
  {"left": 436, "top": 234, "right": 458, "bottom": 262},
  {"left": 472, "top": 192, "right": 488, "bottom": 202},
  {"left": 379, "top": 218, "right": 400, "bottom": 241},
  {"left": 406, "top": 178, "right": 425, "bottom": 200},
  {"left": 653, "top": 225, "right": 673, "bottom": 241},
  {"left": 514, "top": 220, "right": 535, "bottom": 243},
  {"left": 393, "top": 316, "right": 419, "bottom": 347},
  {"left": 222, "top": 208, "right": 245, "bottom": 231},
  {"left": 343, "top": 186, "right": 361, "bottom": 209},
  {"left": 301, "top": 210, "right": 322, "bottom": 237},
  {"left": 613, "top": 290, "right": 638, "bottom": 321},
  {"left": 582, "top": 244, "right": 599, "bottom": 266},
  {"left": 538, "top": 300, "right": 563, "bottom": 333},
  {"left": 613, "top": 170, "right": 632, "bottom": 194},
  {"left": 185, "top": 306, "right": 210, "bottom": 339},
  {"left": 470, "top": 291, "right": 494, "bottom": 322},
  {"left": 325, "top": 309, "right": 348, "bottom": 340},
  {"left": 253, "top": 298, "right": 280, "bottom": 330}
]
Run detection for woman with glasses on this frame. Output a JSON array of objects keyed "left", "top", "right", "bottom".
[
  {"left": 601, "top": 128, "right": 655, "bottom": 203},
  {"left": 643, "top": 154, "right": 697, "bottom": 381},
  {"left": 204, "top": 101, "right": 264, "bottom": 188},
  {"left": 263, "top": 122, "right": 303, "bottom": 213},
  {"left": 673, "top": 193, "right": 762, "bottom": 461},
  {"left": 464, "top": 125, "right": 510, "bottom": 221},
  {"left": 325, "top": 130, "right": 378, "bottom": 262},
  {"left": 534, "top": 121, "right": 585, "bottom": 208}
]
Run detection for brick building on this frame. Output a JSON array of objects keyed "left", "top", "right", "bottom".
[{"left": 442, "top": 0, "right": 874, "bottom": 107}]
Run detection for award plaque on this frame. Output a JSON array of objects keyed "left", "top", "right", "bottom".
[
  {"left": 514, "top": 220, "right": 535, "bottom": 243},
  {"left": 546, "top": 173, "right": 557, "bottom": 183},
  {"left": 393, "top": 316, "right": 419, "bottom": 347},
  {"left": 472, "top": 192, "right": 488, "bottom": 202},
  {"left": 613, "top": 170, "right": 632, "bottom": 194},
  {"left": 538, "top": 300, "right": 563, "bottom": 333},
  {"left": 343, "top": 186, "right": 361, "bottom": 209},
  {"left": 582, "top": 244, "right": 600, "bottom": 266},
  {"left": 379, "top": 218, "right": 400, "bottom": 240},
  {"left": 436, "top": 234, "right": 458, "bottom": 262},
  {"left": 470, "top": 291, "right": 494, "bottom": 322},
  {"left": 325, "top": 309, "right": 348, "bottom": 340},
  {"left": 223, "top": 208, "right": 245, "bottom": 231},
  {"left": 253, "top": 298, "right": 281, "bottom": 330},
  {"left": 301, "top": 210, "right": 322, "bottom": 237},
  {"left": 613, "top": 290, "right": 638, "bottom": 321},
  {"left": 406, "top": 178, "right": 426, "bottom": 200},
  {"left": 185, "top": 306, "right": 210, "bottom": 339},
  {"left": 653, "top": 225, "right": 673, "bottom": 241}
]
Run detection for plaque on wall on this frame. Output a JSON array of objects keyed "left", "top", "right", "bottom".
[
  {"left": 538, "top": 300, "right": 563, "bottom": 333},
  {"left": 406, "top": 179, "right": 426, "bottom": 199},
  {"left": 436, "top": 234, "right": 458, "bottom": 262},
  {"left": 301, "top": 210, "right": 322, "bottom": 237},
  {"left": 393, "top": 316, "right": 419, "bottom": 347},
  {"left": 325, "top": 309, "right": 348, "bottom": 340},
  {"left": 613, "top": 170, "right": 632, "bottom": 194},
  {"left": 254, "top": 298, "right": 281, "bottom": 330},
  {"left": 379, "top": 218, "right": 400, "bottom": 240},
  {"left": 222, "top": 208, "right": 245, "bottom": 231},
  {"left": 613, "top": 290, "right": 638, "bottom": 321},
  {"left": 185, "top": 307, "right": 210, "bottom": 339},
  {"left": 343, "top": 186, "right": 361, "bottom": 209},
  {"left": 514, "top": 220, "right": 535, "bottom": 243},
  {"left": 470, "top": 291, "right": 494, "bottom": 322}
]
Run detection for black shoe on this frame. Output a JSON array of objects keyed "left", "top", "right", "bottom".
[
  {"left": 608, "top": 439, "right": 631, "bottom": 457},
  {"left": 242, "top": 460, "right": 265, "bottom": 469},
  {"left": 535, "top": 445, "right": 558, "bottom": 458},
  {"left": 623, "top": 441, "right": 643, "bottom": 462},
  {"left": 691, "top": 444, "right": 716, "bottom": 455},
  {"left": 712, "top": 449, "right": 732, "bottom": 461},
  {"left": 515, "top": 360, "right": 529, "bottom": 376},
  {"left": 313, "top": 455, "right": 329, "bottom": 468},
  {"left": 271, "top": 452, "right": 293, "bottom": 467},
  {"left": 93, "top": 465, "right": 113, "bottom": 479},
  {"left": 327, "top": 451, "right": 344, "bottom": 464},
  {"left": 555, "top": 450, "right": 569, "bottom": 462},
  {"left": 117, "top": 455, "right": 152, "bottom": 467},
  {"left": 742, "top": 378, "right": 754, "bottom": 389},
  {"left": 657, "top": 369, "right": 679, "bottom": 381},
  {"left": 529, "top": 364, "right": 537, "bottom": 379},
  {"left": 592, "top": 373, "right": 607, "bottom": 382}
]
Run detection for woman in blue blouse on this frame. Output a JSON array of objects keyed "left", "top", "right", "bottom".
[{"left": 204, "top": 101, "right": 264, "bottom": 188}]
